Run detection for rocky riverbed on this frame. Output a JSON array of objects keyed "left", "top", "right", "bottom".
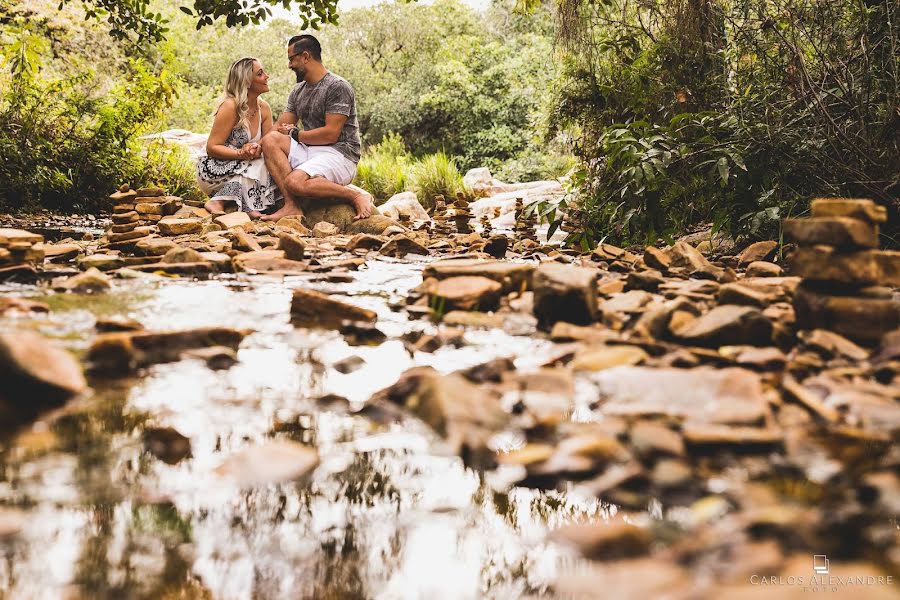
[{"left": 0, "top": 193, "right": 898, "bottom": 599}]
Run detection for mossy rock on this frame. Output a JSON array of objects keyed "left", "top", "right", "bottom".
[{"left": 298, "top": 199, "right": 399, "bottom": 235}]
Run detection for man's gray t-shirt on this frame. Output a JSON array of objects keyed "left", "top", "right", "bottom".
[{"left": 284, "top": 72, "right": 361, "bottom": 163}]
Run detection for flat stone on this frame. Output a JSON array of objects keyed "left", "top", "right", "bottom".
[
  {"left": 54, "top": 267, "right": 112, "bottom": 293},
  {"left": 158, "top": 218, "right": 202, "bottom": 236},
  {"left": 43, "top": 243, "right": 81, "bottom": 261},
  {"left": 602, "top": 290, "right": 653, "bottom": 314},
  {"left": 313, "top": 222, "right": 340, "bottom": 238},
  {"left": 275, "top": 216, "right": 311, "bottom": 236},
  {"left": 629, "top": 421, "right": 685, "bottom": 457},
  {"left": 593, "top": 243, "right": 636, "bottom": 263},
  {"left": 134, "top": 202, "right": 164, "bottom": 215},
  {"left": 801, "top": 328, "right": 869, "bottom": 360},
  {"left": 810, "top": 197, "right": 887, "bottom": 223},
  {"left": 626, "top": 269, "right": 665, "bottom": 291},
  {"left": 423, "top": 259, "right": 534, "bottom": 294},
  {"left": 134, "top": 238, "right": 177, "bottom": 257},
  {"left": 88, "top": 327, "right": 246, "bottom": 373},
  {"left": 215, "top": 441, "right": 318, "bottom": 487},
  {"left": 667, "top": 241, "right": 723, "bottom": 279},
  {"left": 346, "top": 233, "right": 384, "bottom": 252},
  {"left": 784, "top": 217, "right": 879, "bottom": 248},
  {"left": 430, "top": 276, "right": 502, "bottom": 311},
  {"left": 380, "top": 236, "right": 429, "bottom": 257},
  {"left": 745, "top": 261, "right": 782, "bottom": 277},
  {"left": 95, "top": 317, "right": 144, "bottom": 332},
  {"left": 571, "top": 345, "right": 649, "bottom": 371},
  {"left": 532, "top": 263, "right": 598, "bottom": 327},
  {"left": 673, "top": 305, "right": 773, "bottom": 347},
  {"left": 790, "top": 246, "right": 900, "bottom": 286},
  {"left": 550, "top": 520, "right": 651, "bottom": 560},
  {"left": 277, "top": 231, "right": 306, "bottom": 261},
  {"left": 160, "top": 247, "right": 205, "bottom": 264},
  {"left": 643, "top": 246, "right": 671, "bottom": 270},
  {"left": 719, "top": 345, "right": 787, "bottom": 370},
  {"left": 594, "top": 366, "right": 770, "bottom": 425},
  {"left": 781, "top": 375, "right": 841, "bottom": 423},
  {"left": 441, "top": 311, "right": 505, "bottom": 328},
  {"left": 794, "top": 284, "right": 900, "bottom": 343},
  {"left": 0, "top": 330, "right": 87, "bottom": 423},
  {"left": 230, "top": 228, "right": 262, "bottom": 252},
  {"left": 135, "top": 186, "right": 165, "bottom": 197},
  {"left": 682, "top": 424, "right": 782, "bottom": 450},
  {"left": 109, "top": 222, "right": 138, "bottom": 233},
  {"left": 214, "top": 211, "right": 251, "bottom": 229},
  {"left": 738, "top": 240, "right": 778, "bottom": 265},
  {"left": 107, "top": 226, "right": 153, "bottom": 243},
  {"left": 111, "top": 211, "right": 140, "bottom": 224},
  {"left": 232, "top": 250, "right": 306, "bottom": 273},
  {"left": 109, "top": 189, "right": 137, "bottom": 201},
  {"left": 291, "top": 288, "right": 377, "bottom": 325},
  {"left": 717, "top": 282, "right": 772, "bottom": 307}
]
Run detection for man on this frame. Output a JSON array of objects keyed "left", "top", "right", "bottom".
[{"left": 260, "top": 34, "right": 374, "bottom": 222}]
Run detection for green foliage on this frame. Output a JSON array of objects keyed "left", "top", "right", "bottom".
[
  {"left": 138, "top": 141, "right": 205, "bottom": 202},
  {"left": 353, "top": 133, "right": 410, "bottom": 204},
  {"left": 65, "top": 0, "right": 339, "bottom": 42},
  {"left": 0, "top": 17, "right": 180, "bottom": 212},
  {"left": 407, "top": 152, "right": 466, "bottom": 209},
  {"left": 551, "top": 0, "right": 900, "bottom": 246},
  {"left": 495, "top": 147, "right": 575, "bottom": 183}
]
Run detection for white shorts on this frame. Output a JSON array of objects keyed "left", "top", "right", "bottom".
[{"left": 288, "top": 139, "right": 357, "bottom": 186}]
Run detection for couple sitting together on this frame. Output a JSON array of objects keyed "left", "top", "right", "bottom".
[{"left": 197, "top": 34, "right": 374, "bottom": 223}]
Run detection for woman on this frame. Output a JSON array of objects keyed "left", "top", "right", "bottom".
[{"left": 197, "top": 57, "right": 279, "bottom": 218}]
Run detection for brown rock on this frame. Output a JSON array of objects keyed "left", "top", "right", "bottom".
[
  {"left": 667, "top": 241, "right": 723, "bottom": 279},
  {"left": 595, "top": 366, "right": 770, "bottom": 425},
  {"left": 77, "top": 253, "right": 124, "bottom": 271},
  {"left": 745, "top": 261, "right": 782, "bottom": 277},
  {"left": 134, "top": 237, "right": 178, "bottom": 257},
  {"left": 571, "top": 345, "right": 649, "bottom": 371},
  {"left": 790, "top": 246, "right": 900, "bottom": 286},
  {"left": 672, "top": 305, "right": 773, "bottom": 347},
  {"left": 277, "top": 231, "right": 306, "bottom": 261},
  {"left": 110, "top": 222, "right": 138, "bottom": 233},
  {"left": 810, "top": 197, "right": 887, "bottom": 223},
  {"left": 158, "top": 218, "right": 202, "bottom": 236},
  {"left": 291, "top": 288, "right": 377, "bottom": 325},
  {"left": 423, "top": 259, "right": 533, "bottom": 294},
  {"left": 629, "top": 421, "right": 685, "bottom": 457},
  {"left": 161, "top": 247, "right": 205, "bottom": 264},
  {"left": 135, "top": 186, "right": 165, "bottom": 197},
  {"left": 550, "top": 520, "right": 651, "bottom": 560},
  {"left": 430, "top": 276, "right": 502, "bottom": 311},
  {"left": 43, "top": 243, "right": 81, "bottom": 262},
  {"left": 794, "top": 284, "right": 900, "bottom": 343},
  {"left": 483, "top": 235, "right": 509, "bottom": 258},
  {"left": 111, "top": 211, "right": 140, "bottom": 224},
  {"left": 784, "top": 217, "right": 879, "bottom": 249},
  {"left": 0, "top": 331, "right": 87, "bottom": 423},
  {"left": 275, "top": 216, "right": 311, "bottom": 236},
  {"left": 215, "top": 441, "right": 318, "bottom": 487},
  {"left": 54, "top": 267, "right": 112, "bottom": 293},
  {"left": 232, "top": 250, "right": 306, "bottom": 273},
  {"left": 682, "top": 423, "right": 782, "bottom": 450},
  {"left": 801, "top": 328, "right": 869, "bottom": 360},
  {"left": 346, "top": 233, "right": 384, "bottom": 252},
  {"left": 593, "top": 243, "right": 636, "bottom": 263},
  {"left": 717, "top": 282, "right": 771, "bottom": 307},
  {"left": 379, "top": 236, "right": 429, "bottom": 257},
  {"left": 143, "top": 427, "right": 192, "bottom": 464},
  {"left": 738, "top": 240, "right": 778, "bottom": 265},
  {"left": 313, "top": 221, "right": 340, "bottom": 238},
  {"left": 214, "top": 211, "right": 251, "bottom": 229},
  {"left": 107, "top": 226, "right": 153, "bottom": 243},
  {"left": 532, "top": 262, "right": 599, "bottom": 327},
  {"left": 134, "top": 202, "right": 164, "bottom": 215},
  {"left": 88, "top": 327, "right": 246, "bottom": 373},
  {"left": 643, "top": 246, "right": 672, "bottom": 270},
  {"left": 230, "top": 228, "right": 262, "bottom": 252}
]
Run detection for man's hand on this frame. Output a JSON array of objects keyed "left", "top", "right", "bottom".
[
  {"left": 238, "top": 143, "right": 262, "bottom": 160},
  {"left": 275, "top": 123, "right": 295, "bottom": 136}
]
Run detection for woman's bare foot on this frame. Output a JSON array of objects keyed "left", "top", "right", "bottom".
[
  {"left": 204, "top": 199, "right": 227, "bottom": 215},
  {"left": 261, "top": 202, "right": 306, "bottom": 222},
  {"left": 350, "top": 191, "right": 375, "bottom": 221},
  {"left": 248, "top": 210, "right": 263, "bottom": 220}
]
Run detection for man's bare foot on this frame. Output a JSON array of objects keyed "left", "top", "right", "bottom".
[
  {"left": 350, "top": 191, "right": 375, "bottom": 221},
  {"left": 204, "top": 199, "right": 227, "bottom": 215},
  {"left": 248, "top": 210, "right": 263, "bottom": 220},
  {"left": 261, "top": 203, "right": 306, "bottom": 222}
]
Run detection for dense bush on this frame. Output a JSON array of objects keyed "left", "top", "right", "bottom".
[
  {"left": 549, "top": 0, "right": 900, "bottom": 246},
  {"left": 407, "top": 152, "right": 466, "bottom": 210},
  {"left": 353, "top": 133, "right": 410, "bottom": 203}
]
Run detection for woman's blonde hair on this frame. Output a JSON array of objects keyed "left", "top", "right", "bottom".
[{"left": 215, "top": 57, "right": 259, "bottom": 132}]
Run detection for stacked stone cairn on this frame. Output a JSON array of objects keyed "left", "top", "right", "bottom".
[
  {"left": 452, "top": 192, "right": 474, "bottom": 234},
  {"left": 107, "top": 185, "right": 182, "bottom": 250},
  {"left": 432, "top": 195, "right": 453, "bottom": 237},
  {"left": 513, "top": 196, "right": 538, "bottom": 243},
  {"left": 479, "top": 214, "right": 492, "bottom": 236},
  {"left": 0, "top": 228, "right": 44, "bottom": 270},
  {"left": 786, "top": 197, "right": 900, "bottom": 344}
]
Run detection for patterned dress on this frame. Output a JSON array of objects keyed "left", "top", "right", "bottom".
[{"left": 197, "top": 111, "right": 280, "bottom": 212}]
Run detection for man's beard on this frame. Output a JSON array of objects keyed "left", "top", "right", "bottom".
[{"left": 293, "top": 67, "right": 306, "bottom": 83}]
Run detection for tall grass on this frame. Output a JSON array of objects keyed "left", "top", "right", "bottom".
[
  {"left": 354, "top": 132, "right": 410, "bottom": 204},
  {"left": 407, "top": 151, "right": 466, "bottom": 210}
]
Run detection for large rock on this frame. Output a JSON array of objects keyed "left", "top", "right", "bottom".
[
  {"left": 532, "top": 263, "right": 598, "bottom": 327},
  {"left": 789, "top": 246, "right": 900, "bottom": 286},
  {"left": 738, "top": 241, "right": 778, "bottom": 265},
  {"left": 667, "top": 241, "right": 724, "bottom": 279},
  {"left": 429, "top": 276, "right": 502, "bottom": 312},
  {"left": 783, "top": 217, "right": 879, "bottom": 249},
  {"left": 794, "top": 283, "right": 900, "bottom": 343},
  {"left": 672, "top": 305, "right": 773, "bottom": 347},
  {"left": 214, "top": 211, "right": 251, "bottom": 229},
  {"left": 593, "top": 366, "right": 771, "bottom": 425},
  {"left": 88, "top": 327, "right": 246, "bottom": 373},
  {"left": 378, "top": 191, "right": 430, "bottom": 220},
  {"left": 135, "top": 238, "right": 178, "bottom": 257},
  {"left": 368, "top": 367, "right": 508, "bottom": 465},
  {"left": 0, "top": 331, "right": 87, "bottom": 424},
  {"left": 53, "top": 267, "right": 112, "bottom": 294},
  {"left": 463, "top": 167, "right": 494, "bottom": 193},
  {"left": 158, "top": 218, "right": 203, "bottom": 236},
  {"left": 810, "top": 197, "right": 887, "bottom": 223},
  {"left": 423, "top": 258, "right": 534, "bottom": 294},
  {"left": 290, "top": 288, "right": 377, "bottom": 325},
  {"left": 277, "top": 231, "right": 306, "bottom": 261},
  {"left": 379, "top": 236, "right": 429, "bottom": 257},
  {"left": 300, "top": 200, "right": 400, "bottom": 235}
]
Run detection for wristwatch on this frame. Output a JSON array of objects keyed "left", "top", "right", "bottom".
[{"left": 288, "top": 126, "right": 300, "bottom": 142}]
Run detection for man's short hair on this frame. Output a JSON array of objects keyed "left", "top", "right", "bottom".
[{"left": 288, "top": 35, "right": 322, "bottom": 62}]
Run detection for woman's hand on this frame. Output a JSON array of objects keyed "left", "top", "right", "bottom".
[{"left": 239, "top": 143, "right": 262, "bottom": 160}]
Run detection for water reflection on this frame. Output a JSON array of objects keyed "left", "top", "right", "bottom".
[{"left": 0, "top": 259, "right": 604, "bottom": 598}]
